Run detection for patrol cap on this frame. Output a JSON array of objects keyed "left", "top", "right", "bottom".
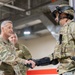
[{"left": 1, "top": 20, "right": 13, "bottom": 28}]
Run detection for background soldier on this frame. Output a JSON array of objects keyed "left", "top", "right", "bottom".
[
  {"left": 29, "top": 5, "right": 75, "bottom": 75},
  {"left": 9, "top": 33, "right": 32, "bottom": 75},
  {"left": 0, "top": 20, "right": 31, "bottom": 75}
]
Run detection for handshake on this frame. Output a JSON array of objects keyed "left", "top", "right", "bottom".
[
  {"left": 24, "top": 57, "right": 58, "bottom": 69},
  {"left": 25, "top": 59, "right": 36, "bottom": 69}
]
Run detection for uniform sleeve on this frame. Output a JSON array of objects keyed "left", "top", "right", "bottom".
[
  {"left": 19, "top": 44, "right": 32, "bottom": 59},
  {"left": 70, "top": 22, "right": 75, "bottom": 39},
  {"left": 0, "top": 42, "right": 28, "bottom": 65},
  {"left": 15, "top": 49, "right": 28, "bottom": 65},
  {"left": 0, "top": 43, "right": 15, "bottom": 63},
  {"left": 15, "top": 57, "right": 28, "bottom": 65},
  {"left": 48, "top": 42, "right": 62, "bottom": 60}
]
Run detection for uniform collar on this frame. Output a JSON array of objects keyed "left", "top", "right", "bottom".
[
  {"left": 63, "top": 20, "right": 74, "bottom": 26},
  {"left": 0, "top": 35, "right": 10, "bottom": 44}
]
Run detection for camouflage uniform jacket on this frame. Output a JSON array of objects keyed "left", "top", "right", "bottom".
[
  {"left": 15, "top": 43, "right": 32, "bottom": 75},
  {"left": 0, "top": 36, "right": 28, "bottom": 75},
  {"left": 49, "top": 20, "right": 75, "bottom": 74}
]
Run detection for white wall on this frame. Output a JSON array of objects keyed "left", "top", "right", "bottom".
[
  {"left": 19, "top": 34, "right": 56, "bottom": 58},
  {"left": 19, "top": 34, "right": 59, "bottom": 70}
]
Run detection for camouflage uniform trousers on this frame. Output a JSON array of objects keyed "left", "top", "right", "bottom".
[
  {"left": 60, "top": 69, "right": 75, "bottom": 75},
  {"left": 0, "top": 62, "right": 15, "bottom": 75},
  {"left": 0, "top": 70, "right": 15, "bottom": 75},
  {"left": 0, "top": 64, "right": 22, "bottom": 75}
]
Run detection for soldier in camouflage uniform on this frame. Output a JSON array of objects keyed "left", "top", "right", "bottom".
[
  {"left": 0, "top": 20, "right": 31, "bottom": 75},
  {"left": 29, "top": 5, "right": 75, "bottom": 75},
  {"left": 9, "top": 33, "right": 32, "bottom": 75}
]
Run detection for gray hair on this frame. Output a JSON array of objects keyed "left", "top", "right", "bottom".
[{"left": 1, "top": 20, "right": 13, "bottom": 28}]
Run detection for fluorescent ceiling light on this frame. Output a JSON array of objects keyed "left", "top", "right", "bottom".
[
  {"left": 27, "top": 19, "right": 42, "bottom": 25},
  {"left": 24, "top": 31, "right": 31, "bottom": 35}
]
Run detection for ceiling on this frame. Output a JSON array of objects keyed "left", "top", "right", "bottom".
[{"left": 0, "top": 0, "right": 69, "bottom": 40}]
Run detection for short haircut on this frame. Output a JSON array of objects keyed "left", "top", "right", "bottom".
[{"left": 1, "top": 20, "right": 13, "bottom": 28}]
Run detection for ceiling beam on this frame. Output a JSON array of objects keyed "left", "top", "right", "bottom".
[{"left": 0, "top": 2, "right": 25, "bottom": 11}]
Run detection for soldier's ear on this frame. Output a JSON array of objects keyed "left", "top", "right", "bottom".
[
  {"left": 1, "top": 27, "right": 3, "bottom": 31},
  {"left": 1, "top": 27, "right": 4, "bottom": 31}
]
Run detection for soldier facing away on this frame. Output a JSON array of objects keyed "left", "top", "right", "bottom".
[{"left": 29, "top": 5, "right": 75, "bottom": 75}]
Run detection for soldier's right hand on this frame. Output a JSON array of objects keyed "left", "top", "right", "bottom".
[
  {"left": 23, "top": 59, "right": 36, "bottom": 68},
  {"left": 23, "top": 60, "right": 34, "bottom": 68},
  {"left": 28, "top": 60, "right": 36, "bottom": 68},
  {"left": 24, "top": 60, "right": 30, "bottom": 65}
]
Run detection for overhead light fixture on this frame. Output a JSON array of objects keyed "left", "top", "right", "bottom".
[
  {"left": 23, "top": 27, "right": 31, "bottom": 35},
  {"left": 24, "top": 31, "right": 31, "bottom": 35}
]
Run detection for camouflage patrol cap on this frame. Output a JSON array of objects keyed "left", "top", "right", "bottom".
[
  {"left": 1, "top": 20, "right": 13, "bottom": 28},
  {"left": 56, "top": 5, "right": 74, "bottom": 16}
]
